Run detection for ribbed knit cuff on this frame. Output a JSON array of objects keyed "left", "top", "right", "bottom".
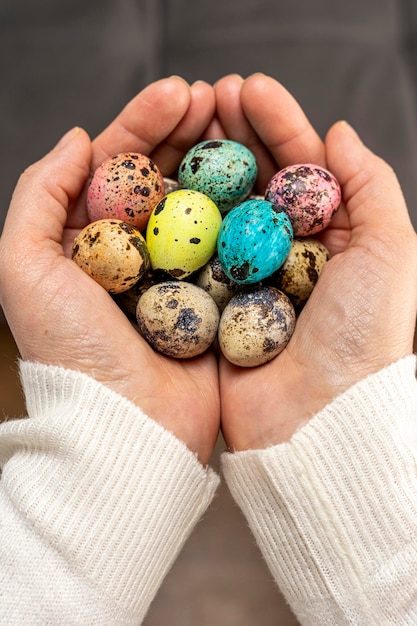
[
  {"left": 0, "top": 361, "right": 219, "bottom": 623},
  {"left": 222, "top": 356, "right": 417, "bottom": 625}
]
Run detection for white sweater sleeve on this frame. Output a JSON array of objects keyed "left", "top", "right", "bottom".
[
  {"left": 222, "top": 355, "right": 417, "bottom": 626},
  {"left": 0, "top": 361, "right": 219, "bottom": 625}
]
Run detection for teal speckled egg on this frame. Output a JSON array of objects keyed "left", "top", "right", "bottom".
[
  {"left": 178, "top": 139, "right": 258, "bottom": 214},
  {"left": 217, "top": 199, "right": 293, "bottom": 284}
]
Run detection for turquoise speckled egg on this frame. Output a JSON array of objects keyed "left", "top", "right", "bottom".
[
  {"left": 217, "top": 199, "right": 293, "bottom": 284},
  {"left": 146, "top": 189, "right": 222, "bottom": 279},
  {"left": 178, "top": 139, "right": 258, "bottom": 214}
]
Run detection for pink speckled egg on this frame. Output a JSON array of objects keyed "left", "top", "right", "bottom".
[
  {"left": 265, "top": 164, "right": 341, "bottom": 236},
  {"left": 87, "top": 153, "right": 165, "bottom": 231}
]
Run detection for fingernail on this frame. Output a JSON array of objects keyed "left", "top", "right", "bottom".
[
  {"left": 338, "top": 120, "right": 361, "bottom": 140},
  {"left": 53, "top": 126, "right": 81, "bottom": 151},
  {"left": 247, "top": 72, "right": 267, "bottom": 78},
  {"left": 168, "top": 75, "right": 188, "bottom": 83},
  {"left": 213, "top": 73, "right": 244, "bottom": 88}
]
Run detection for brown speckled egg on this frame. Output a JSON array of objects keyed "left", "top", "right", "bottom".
[
  {"left": 72, "top": 219, "right": 150, "bottom": 294},
  {"left": 112, "top": 268, "right": 160, "bottom": 319},
  {"left": 195, "top": 255, "right": 241, "bottom": 312},
  {"left": 269, "top": 238, "right": 330, "bottom": 308},
  {"left": 218, "top": 286, "right": 295, "bottom": 367},
  {"left": 136, "top": 281, "right": 220, "bottom": 358},
  {"left": 87, "top": 153, "right": 165, "bottom": 231}
]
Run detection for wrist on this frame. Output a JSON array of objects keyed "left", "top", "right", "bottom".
[
  {"left": 221, "top": 347, "right": 413, "bottom": 452},
  {"left": 221, "top": 350, "right": 336, "bottom": 451}
]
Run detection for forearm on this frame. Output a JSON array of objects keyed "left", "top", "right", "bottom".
[
  {"left": 0, "top": 361, "right": 219, "bottom": 625},
  {"left": 222, "top": 356, "right": 417, "bottom": 625}
]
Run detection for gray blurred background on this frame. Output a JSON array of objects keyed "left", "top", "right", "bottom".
[
  {"left": 1, "top": 1, "right": 417, "bottom": 624},
  {"left": 2, "top": 0, "right": 417, "bottom": 233}
]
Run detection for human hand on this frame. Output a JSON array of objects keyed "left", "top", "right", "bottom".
[
  {"left": 0, "top": 77, "right": 219, "bottom": 464},
  {"left": 214, "top": 74, "right": 417, "bottom": 450}
]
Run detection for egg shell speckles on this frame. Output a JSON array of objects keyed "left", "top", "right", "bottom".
[
  {"left": 217, "top": 199, "right": 293, "bottom": 285},
  {"left": 269, "top": 238, "right": 330, "bottom": 308},
  {"left": 195, "top": 255, "right": 241, "bottom": 312},
  {"left": 136, "top": 281, "right": 220, "bottom": 358},
  {"left": 87, "top": 153, "right": 165, "bottom": 231},
  {"left": 218, "top": 286, "right": 296, "bottom": 367},
  {"left": 265, "top": 163, "right": 341, "bottom": 236},
  {"left": 146, "top": 189, "right": 222, "bottom": 279},
  {"left": 72, "top": 219, "right": 150, "bottom": 294},
  {"left": 112, "top": 268, "right": 160, "bottom": 319},
  {"left": 178, "top": 139, "right": 258, "bottom": 214},
  {"left": 163, "top": 177, "right": 181, "bottom": 194}
]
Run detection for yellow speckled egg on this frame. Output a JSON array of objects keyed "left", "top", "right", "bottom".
[
  {"left": 146, "top": 189, "right": 222, "bottom": 279},
  {"left": 72, "top": 219, "right": 150, "bottom": 294}
]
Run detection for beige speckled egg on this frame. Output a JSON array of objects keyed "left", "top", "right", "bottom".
[
  {"left": 136, "top": 281, "right": 220, "bottom": 358},
  {"left": 195, "top": 255, "right": 241, "bottom": 312},
  {"left": 218, "top": 286, "right": 295, "bottom": 367},
  {"left": 270, "top": 237, "right": 329, "bottom": 307},
  {"left": 163, "top": 177, "right": 181, "bottom": 194},
  {"left": 72, "top": 219, "right": 150, "bottom": 294}
]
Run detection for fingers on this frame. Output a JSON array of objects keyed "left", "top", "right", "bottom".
[
  {"left": 0, "top": 127, "right": 92, "bottom": 320},
  {"left": 1, "top": 127, "right": 92, "bottom": 248},
  {"left": 241, "top": 74, "right": 325, "bottom": 168},
  {"left": 150, "top": 80, "right": 216, "bottom": 175},
  {"left": 216, "top": 73, "right": 326, "bottom": 192},
  {"left": 91, "top": 76, "right": 192, "bottom": 170},
  {"left": 325, "top": 121, "right": 417, "bottom": 350},
  {"left": 326, "top": 121, "right": 415, "bottom": 239},
  {"left": 215, "top": 74, "right": 278, "bottom": 191}
]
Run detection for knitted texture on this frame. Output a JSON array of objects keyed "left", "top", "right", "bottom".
[
  {"left": 222, "top": 356, "right": 417, "bottom": 625},
  {"left": 0, "top": 361, "right": 219, "bottom": 625}
]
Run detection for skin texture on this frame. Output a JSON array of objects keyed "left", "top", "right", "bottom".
[
  {"left": 214, "top": 74, "right": 417, "bottom": 449},
  {"left": 1, "top": 73, "right": 417, "bottom": 462},
  {"left": 0, "top": 77, "right": 219, "bottom": 466}
]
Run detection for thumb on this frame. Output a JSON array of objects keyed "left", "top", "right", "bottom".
[
  {"left": 2, "top": 127, "right": 92, "bottom": 245},
  {"left": 324, "top": 121, "right": 417, "bottom": 353},
  {"left": 325, "top": 121, "right": 414, "bottom": 243}
]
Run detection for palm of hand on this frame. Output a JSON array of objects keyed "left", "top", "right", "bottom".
[
  {"left": 0, "top": 78, "right": 221, "bottom": 465},
  {"left": 2, "top": 74, "right": 416, "bottom": 464},
  {"left": 219, "top": 117, "right": 417, "bottom": 451},
  {"left": 33, "top": 240, "right": 220, "bottom": 464}
]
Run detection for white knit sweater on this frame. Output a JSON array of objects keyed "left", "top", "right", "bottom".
[{"left": 0, "top": 356, "right": 416, "bottom": 624}]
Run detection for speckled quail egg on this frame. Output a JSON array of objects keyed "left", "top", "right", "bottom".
[
  {"left": 194, "top": 255, "right": 241, "bottom": 312},
  {"left": 146, "top": 189, "right": 222, "bottom": 279},
  {"left": 136, "top": 281, "right": 220, "bottom": 358},
  {"left": 217, "top": 199, "right": 293, "bottom": 284},
  {"left": 163, "top": 177, "right": 181, "bottom": 194},
  {"left": 218, "top": 286, "right": 296, "bottom": 367},
  {"left": 265, "top": 163, "right": 341, "bottom": 236},
  {"left": 72, "top": 219, "right": 150, "bottom": 294},
  {"left": 178, "top": 139, "right": 258, "bottom": 214},
  {"left": 269, "top": 238, "right": 330, "bottom": 308},
  {"left": 112, "top": 268, "right": 160, "bottom": 319},
  {"left": 87, "top": 152, "right": 165, "bottom": 231}
]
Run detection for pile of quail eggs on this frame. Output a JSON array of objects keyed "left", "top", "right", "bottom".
[{"left": 72, "top": 139, "right": 341, "bottom": 366}]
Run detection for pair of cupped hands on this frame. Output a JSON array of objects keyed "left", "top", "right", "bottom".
[{"left": 1, "top": 74, "right": 416, "bottom": 465}]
